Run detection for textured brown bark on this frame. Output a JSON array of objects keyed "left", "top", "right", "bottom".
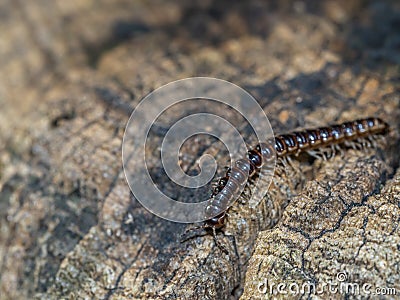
[
  {"left": 0, "top": 1, "right": 399, "bottom": 300},
  {"left": 242, "top": 158, "right": 400, "bottom": 299}
]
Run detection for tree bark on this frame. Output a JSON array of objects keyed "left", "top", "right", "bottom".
[{"left": 0, "top": 1, "right": 399, "bottom": 299}]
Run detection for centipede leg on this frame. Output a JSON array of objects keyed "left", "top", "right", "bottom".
[
  {"left": 277, "top": 156, "right": 293, "bottom": 176},
  {"left": 366, "top": 135, "right": 378, "bottom": 147},
  {"left": 274, "top": 158, "right": 286, "bottom": 175},
  {"left": 285, "top": 155, "right": 303, "bottom": 175},
  {"left": 321, "top": 148, "right": 334, "bottom": 160},
  {"left": 320, "top": 150, "right": 328, "bottom": 160},
  {"left": 307, "top": 149, "right": 325, "bottom": 160},
  {"left": 358, "top": 138, "right": 368, "bottom": 149},
  {"left": 320, "top": 149, "right": 328, "bottom": 161},
  {"left": 212, "top": 227, "right": 229, "bottom": 254},
  {"left": 239, "top": 185, "right": 252, "bottom": 204},
  {"left": 278, "top": 156, "right": 292, "bottom": 174},
  {"left": 363, "top": 137, "right": 372, "bottom": 148},
  {"left": 344, "top": 140, "right": 361, "bottom": 150},
  {"left": 376, "top": 134, "right": 386, "bottom": 145},
  {"left": 323, "top": 146, "right": 334, "bottom": 159},
  {"left": 328, "top": 144, "right": 336, "bottom": 159},
  {"left": 335, "top": 144, "right": 345, "bottom": 158},
  {"left": 355, "top": 140, "right": 364, "bottom": 150}
]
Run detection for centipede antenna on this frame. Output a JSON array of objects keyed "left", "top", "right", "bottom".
[
  {"left": 180, "top": 223, "right": 230, "bottom": 254},
  {"left": 180, "top": 224, "right": 208, "bottom": 243},
  {"left": 280, "top": 155, "right": 291, "bottom": 169},
  {"left": 224, "top": 166, "right": 231, "bottom": 173}
]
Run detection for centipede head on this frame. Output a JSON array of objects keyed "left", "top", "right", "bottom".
[
  {"left": 180, "top": 213, "right": 225, "bottom": 241},
  {"left": 205, "top": 212, "right": 226, "bottom": 229}
]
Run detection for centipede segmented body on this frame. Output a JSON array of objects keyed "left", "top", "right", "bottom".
[{"left": 204, "top": 117, "right": 389, "bottom": 230}]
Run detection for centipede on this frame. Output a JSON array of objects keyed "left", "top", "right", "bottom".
[{"left": 202, "top": 117, "right": 389, "bottom": 232}]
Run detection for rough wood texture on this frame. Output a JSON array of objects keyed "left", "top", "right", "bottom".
[
  {"left": 0, "top": 1, "right": 399, "bottom": 299},
  {"left": 242, "top": 152, "right": 400, "bottom": 299}
]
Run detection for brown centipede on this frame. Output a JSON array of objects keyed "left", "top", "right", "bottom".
[
  {"left": 206, "top": 117, "right": 388, "bottom": 226},
  {"left": 181, "top": 117, "right": 389, "bottom": 249}
]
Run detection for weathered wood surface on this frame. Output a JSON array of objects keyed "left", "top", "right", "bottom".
[
  {"left": 242, "top": 154, "right": 400, "bottom": 299},
  {"left": 0, "top": 1, "right": 399, "bottom": 299}
]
